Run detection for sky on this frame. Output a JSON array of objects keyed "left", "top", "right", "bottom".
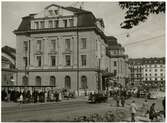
[{"left": 2, "top": 2, "right": 165, "bottom": 58}]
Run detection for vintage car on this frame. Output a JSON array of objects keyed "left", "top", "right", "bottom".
[{"left": 88, "top": 93, "right": 108, "bottom": 103}]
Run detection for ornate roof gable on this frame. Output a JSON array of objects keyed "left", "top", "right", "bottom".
[{"left": 34, "top": 4, "right": 75, "bottom": 18}]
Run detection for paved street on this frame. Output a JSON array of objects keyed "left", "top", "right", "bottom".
[{"left": 1, "top": 97, "right": 164, "bottom": 122}]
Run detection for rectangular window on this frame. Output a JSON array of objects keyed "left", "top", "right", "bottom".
[
  {"left": 81, "top": 38, "right": 87, "bottom": 49},
  {"left": 155, "top": 73, "right": 157, "bottom": 76},
  {"left": 49, "top": 10, "right": 53, "bottom": 16},
  {"left": 54, "top": 20, "right": 59, "bottom": 28},
  {"left": 63, "top": 20, "right": 67, "bottom": 27},
  {"left": 81, "top": 55, "right": 86, "bottom": 66},
  {"left": 23, "top": 41, "right": 28, "bottom": 51},
  {"left": 69, "top": 19, "right": 74, "bottom": 27},
  {"left": 49, "top": 20, "right": 53, "bottom": 28},
  {"left": 37, "top": 56, "right": 41, "bottom": 67},
  {"left": 23, "top": 57, "right": 28, "bottom": 67},
  {"left": 40, "top": 21, "right": 45, "bottom": 29},
  {"left": 161, "top": 73, "right": 163, "bottom": 76},
  {"left": 65, "top": 55, "right": 71, "bottom": 66},
  {"left": 51, "top": 56, "right": 56, "bottom": 66},
  {"left": 114, "top": 70, "right": 117, "bottom": 76},
  {"left": 51, "top": 39, "right": 56, "bottom": 50},
  {"left": 35, "top": 22, "right": 39, "bottom": 29},
  {"left": 155, "top": 69, "right": 157, "bottom": 72},
  {"left": 37, "top": 40, "right": 42, "bottom": 51},
  {"left": 114, "top": 61, "right": 117, "bottom": 66},
  {"left": 54, "top": 10, "right": 58, "bottom": 15},
  {"left": 65, "top": 39, "right": 70, "bottom": 50}
]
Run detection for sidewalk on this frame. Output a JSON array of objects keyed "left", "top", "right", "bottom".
[{"left": 2, "top": 96, "right": 88, "bottom": 108}]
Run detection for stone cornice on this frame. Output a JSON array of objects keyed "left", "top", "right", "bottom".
[
  {"left": 14, "top": 26, "right": 108, "bottom": 45},
  {"left": 2, "top": 68, "right": 18, "bottom": 72},
  {"left": 16, "top": 68, "right": 101, "bottom": 72}
]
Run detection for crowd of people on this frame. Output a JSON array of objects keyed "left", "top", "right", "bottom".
[{"left": 1, "top": 88, "right": 76, "bottom": 104}]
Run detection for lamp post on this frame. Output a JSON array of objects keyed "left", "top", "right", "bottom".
[
  {"left": 98, "top": 58, "right": 101, "bottom": 93},
  {"left": 76, "top": 13, "right": 79, "bottom": 96}
]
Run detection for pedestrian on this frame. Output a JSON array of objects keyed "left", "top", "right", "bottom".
[
  {"left": 44, "top": 91, "right": 47, "bottom": 102},
  {"left": 59, "top": 92, "right": 62, "bottom": 101},
  {"left": 120, "top": 96, "right": 125, "bottom": 107},
  {"left": 149, "top": 103, "right": 157, "bottom": 121},
  {"left": 130, "top": 100, "right": 137, "bottom": 122},
  {"left": 18, "top": 93, "right": 23, "bottom": 104},
  {"left": 142, "top": 99, "right": 149, "bottom": 117},
  {"left": 162, "top": 97, "right": 165, "bottom": 118},
  {"left": 114, "top": 94, "right": 120, "bottom": 107}
]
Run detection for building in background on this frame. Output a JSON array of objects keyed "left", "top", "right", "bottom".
[
  {"left": 142, "top": 57, "right": 165, "bottom": 90},
  {"left": 128, "top": 57, "right": 165, "bottom": 90},
  {"left": 2, "top": 46, "right": 16, "bottom": 86},
  {"left": 128, "top": 58, "right": 143, "bottom": 87},
  {"left": 106, "top": 36, "right": 129, "bottom": 87}
]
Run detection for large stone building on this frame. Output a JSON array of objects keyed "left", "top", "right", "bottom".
[
  {"left": 2, "top": 46, "right": 16, "bottom": 86},
  {"left": 129, "top": 57, "right": 165, "bottom": 90},
  {"left": 142, "top": 57, "right": 165, "bottom": 89},
  {"left": 14, "top": 4, "right": 128, "bottom": 95},
  {"left": 106, "top": 36, "right": 129, "bottom": 86}
]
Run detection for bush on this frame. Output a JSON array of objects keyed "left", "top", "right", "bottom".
[{"left": 73, "top": 109, "right": 126, "bottom": 122}]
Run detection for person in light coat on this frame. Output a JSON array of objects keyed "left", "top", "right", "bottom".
[
  {"left": 18, "top": 93, "right": 23, "bottom": 104},
  {"left": 130, "top": 100, "right": 137, "bottom": 122},
  {"left": 59, "top": 92, "right": 62, "bottom": 101}
]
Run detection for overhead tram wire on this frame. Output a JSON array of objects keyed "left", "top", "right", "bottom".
[
  {"left": 113, "top": 23, "right": 150, "bottom": 37},
  {"left": 123, "top": 34, "right": 165, "bottom": 47}
]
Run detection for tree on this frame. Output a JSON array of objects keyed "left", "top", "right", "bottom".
[{"left": 119, "top": 2, "right": 165, "bottom": 29}]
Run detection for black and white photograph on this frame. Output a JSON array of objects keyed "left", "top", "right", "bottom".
[{"left": 1, "top": 1, "right": 166, "bottom": 122}]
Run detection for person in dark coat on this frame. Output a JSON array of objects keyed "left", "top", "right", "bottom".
[
  {"left": 149, "top": 103, "right": 157, "bottom": 121},
  {"left": 162, "top": 97, "right": 165, "bottom": 118},
  {"left": 26, "top": 90, "right": 31, "bottom": 103},
  {"left": 121, "top": 96, "right": 125, "bottom": 107}
]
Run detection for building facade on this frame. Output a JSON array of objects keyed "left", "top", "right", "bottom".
[
  {"left": 2, "top": 46, "right": 16, "bottom": 86},
  {"left": 128, "top": 59, "right": 143, "bottom": 87},
  {"left": 143, "top": 57, "right": 165, "bottom": 89},
  {"left": 129, "top": 57, "right": 165, "bottom": 90},
  {"left": 14, "top": 4, "right": 111, "bottom": 95}
]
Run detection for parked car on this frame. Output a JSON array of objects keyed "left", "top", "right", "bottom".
[{"left": 88, "top": 93, "right": 108, "bottom": 103}]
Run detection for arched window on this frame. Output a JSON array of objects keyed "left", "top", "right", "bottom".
[
  {"left": 36, "top": 76, "right": 41, "bottom": 86},
  {"left": 81, "top": 76, "right": 88, "bottom": 89},
  {"left": 22, "top": 76, "right": 28, "bottom": 86},
  {"left": 50, "top": 76, "right": 56, "bottom": 86},
  {"left": 65, "top": 76, "right": 71, "bottom": 89}
]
